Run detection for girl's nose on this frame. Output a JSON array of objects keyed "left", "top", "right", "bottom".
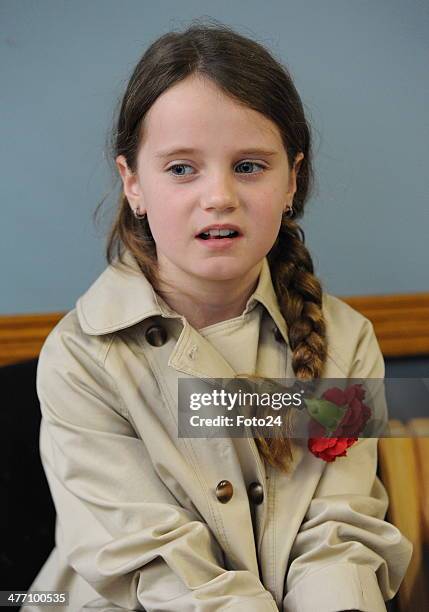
[
  {"left": 200, "top": 175, "right": 239, "bottom": 212},
  {"left": 200, "top": 198, "right": 238, "bottom": 213}
]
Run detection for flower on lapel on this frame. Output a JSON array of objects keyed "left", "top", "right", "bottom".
[
  {"left": 307, "top": 436, "right": 358, "bottom": 462},
  {"left": 305, "top": 384, "right": 372, "bottom": 462}
]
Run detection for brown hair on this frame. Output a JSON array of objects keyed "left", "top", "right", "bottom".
[{"left": 95, "top": 18, "right": 327, "bottom": 473}]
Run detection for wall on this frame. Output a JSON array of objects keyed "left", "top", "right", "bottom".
[{"left": 1, "top": 0, "right": 428, "bottom": 314}]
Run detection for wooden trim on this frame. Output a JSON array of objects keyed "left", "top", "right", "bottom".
[
  {"left": 0, "top": 292, "right": 428, "bottom": 367},
  {"left": 0, "top": 312, "right": 64, "bottom": 367},
  {"left": 342, "top": 292, "right": 429, "bottom": 358}
]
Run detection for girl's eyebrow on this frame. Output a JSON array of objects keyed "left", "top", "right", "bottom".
[{"left": 155, "top": 147, "right": 279, "bottom": 159}]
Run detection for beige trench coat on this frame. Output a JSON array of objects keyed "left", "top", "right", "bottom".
[{"left": 24, "top": 249, "right": 412, "bottom": 612}]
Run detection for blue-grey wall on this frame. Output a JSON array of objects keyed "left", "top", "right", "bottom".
[{"left": 1, "top": 0, "right": 428, "bottom": 314}]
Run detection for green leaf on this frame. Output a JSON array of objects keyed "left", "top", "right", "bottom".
[{"left": 304, "top": 398, "right": 347, "bottom": 431}]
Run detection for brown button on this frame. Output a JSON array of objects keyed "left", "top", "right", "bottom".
[
  {"left": 145, "top": 324, "right": 167, "bottom": 347},
  {"left": 273, "top": 326, "right": 283, "bottom": 343},
  {"left": 247, "top": 482, "right": 264, "bottom": 505},
  {"left": 215, "top": 480, "right": 233, "bottom": 503}
]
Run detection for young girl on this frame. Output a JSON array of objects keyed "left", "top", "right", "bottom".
[{"left": 25, "top": 20, "right": 412, "bottom": 612}]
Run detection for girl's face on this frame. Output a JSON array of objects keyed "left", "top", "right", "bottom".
[{"left": 116, "top": 74, "right": 303, "bottom": 290}]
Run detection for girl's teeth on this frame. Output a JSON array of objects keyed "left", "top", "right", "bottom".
[{"left": 201, "top": 229, "right": 237, "bottom": 238}]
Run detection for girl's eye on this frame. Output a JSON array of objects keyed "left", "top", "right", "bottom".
[
  {"left": 166, "top": 161, "right": 266, "bottom": 177},
  {"left": 235, "top": 161, "right": 266, "bottom": 174},
  {"left": 167, "top": 164, "right": 194, "bottom": 177}
]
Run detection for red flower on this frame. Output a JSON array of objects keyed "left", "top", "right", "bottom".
[
  {"left": 308, "top": 384, "right": 371, "bottom": 462},
  {"left": 326, "top": 384, "right": 371, "bottom": 437},
  {"left": 308, "top": 436, "right": 358, "bottom": 462}
]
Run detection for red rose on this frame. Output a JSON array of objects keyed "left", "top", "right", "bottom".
[
  {"left": 308, "top": 436, "right": 358, "bottom": 462},
  {"left": 323, "top": 383, "right": 371, "bottom": 437},
  {"left": 307, "top": 384, "right": 371, "bottom": 462}
]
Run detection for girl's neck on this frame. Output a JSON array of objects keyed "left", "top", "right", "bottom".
[{"left": 155, "top": 261, "right": 263, "bottom": 330}]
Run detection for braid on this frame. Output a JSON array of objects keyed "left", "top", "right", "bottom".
[
  {"left": 268, "top": 216, "right": 327, "bottom": 380},
  {"left": 248, "top": 217, "right": 328, "bottom": 474}
]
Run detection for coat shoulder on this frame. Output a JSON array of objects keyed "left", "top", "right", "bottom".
[
  {"left": 321, "top": 292, "right": 379, "bottom": 377},
  {"left": 40, "top": 307, "right": 113, "bottom": 370},
  {"left": 36, "top": 308, "right": 127, "bottom": 420},
  {"left": 322, "top": 292, "right": 371, "bottom": 333}
]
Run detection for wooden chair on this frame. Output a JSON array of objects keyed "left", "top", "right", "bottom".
[
  {"left": 407, "top": 419, "right": 429, "bottom": 547},
  {"left": 378, "top": 419, "right": 429, "bottom": 612}
]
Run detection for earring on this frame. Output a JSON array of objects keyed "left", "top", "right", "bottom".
[
  {"left": 133, "top": 206, "right": 146, "bottom": 220},
  {"left": 283, "top": 205, "right": 293, "bottom": 218}
]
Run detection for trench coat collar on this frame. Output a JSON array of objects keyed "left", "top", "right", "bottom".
[{"left": 76, "top": 248, "right": 288, "bottom": 343}]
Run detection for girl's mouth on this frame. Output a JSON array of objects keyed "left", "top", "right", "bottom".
[
  {"left": 197, "top": 230, "right": 240, "bottom": 240},
  {"left": 195, "top": 224, "right": 243, "bottom": 251},
  {"left": 195, "top": 229, "right": 243, "bottom": 249}
]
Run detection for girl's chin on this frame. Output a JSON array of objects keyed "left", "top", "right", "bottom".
[{"left": 191, "top": 261, "right": 259, "bottom": 281}]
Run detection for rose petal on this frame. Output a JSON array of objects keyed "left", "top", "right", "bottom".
[
  {"left": 322, "top": 387, "right": 347, "bottom": 406},
  {"left": 308, "top": 435, "right": 359, "bottom": 462}
]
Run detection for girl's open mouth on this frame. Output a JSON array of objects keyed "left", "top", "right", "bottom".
[
  {"left": 197, "top": 230, "right": 240, "bottom": 240},
  {"left": 195, "top": 228, "right": 243, "bottom": 248}
]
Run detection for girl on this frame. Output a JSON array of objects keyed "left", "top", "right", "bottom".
[{"left": 25, "top": 19, "right": 412, "bottom": 612}]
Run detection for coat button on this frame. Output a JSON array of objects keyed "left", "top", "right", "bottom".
[
  {"left": 215, "top": 480, "right": 233, "bottom": 503},
  {"left": 145, "top": 324, "right": 167, "bottom": 347},
  {"left": 247, "top": 482, "right": 264, "bottom": 505},
  {"left": 273, "top": 325, "right": 284, "bottom": 343}
]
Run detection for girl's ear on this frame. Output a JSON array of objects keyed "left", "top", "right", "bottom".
[
  {"left": 115, "top": 155, "right": 146, "bottom": 213},
  {"left": 294, "top": 152, "right": 304, "bottom": 175},
  {"left": 286, "top": 152, "right": 304, "bottom": 200}
]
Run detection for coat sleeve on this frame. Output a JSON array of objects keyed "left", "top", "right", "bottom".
[
  {"left": 282, "top": 318, "right": 413, "bottom": 612},
  {"left": 36, "top": 315, "right": 278, "bottom": 612}
]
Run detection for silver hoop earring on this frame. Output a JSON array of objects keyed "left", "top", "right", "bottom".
[{"left": 133, "top": 207, "right": 146, "bottom": 220}]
